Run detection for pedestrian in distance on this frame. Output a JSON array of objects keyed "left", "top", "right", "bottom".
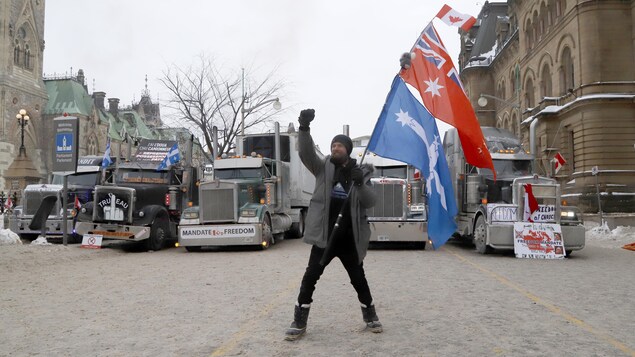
[{"left": 285, "top": 108, "right": 382, "bottom": 341}]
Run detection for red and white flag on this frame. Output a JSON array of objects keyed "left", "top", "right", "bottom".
[
  {"left": 553, "top": 152, "right": 566, "bottom": 174},
  {"left": 523, "top": 184, "right": 539, "bottom": 222},
  {"left": 436, "top": 4, "right": 477, "bottom": 32},
  {"left": 4, "top": 196, "right": 13, "bottom": 210},
  {"left": 74, "top": 196, "right": 82, "bottom": 210},
  {"left": 400, "top": 22, "right": 495, "bottom": 178}
]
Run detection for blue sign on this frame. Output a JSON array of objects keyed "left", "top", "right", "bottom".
[{"left": 56, "top": 133, "right": 74, "bottom": 153}]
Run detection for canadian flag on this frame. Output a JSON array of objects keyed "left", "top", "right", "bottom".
[
  {"left": 4, "top": 196, "right": 13, "bottom": 210},
  {"left": 523, "top": 184, "right": 539, "bottom": 222},
  {"left": 553, "top": 152, "right": 566, "bottom": 174},
  {"left": 436, "top": 4, "right": 477, "bottom": 31},
  {"left": 74, "top": 196, "right": 82, "bottom": 210}
]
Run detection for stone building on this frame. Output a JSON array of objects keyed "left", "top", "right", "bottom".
[
  {"left": 0, "top": 0, "right": 48, "bottom": 193},
  {"left": 459, "top": 0, "right": 635, "bottom": 212}
]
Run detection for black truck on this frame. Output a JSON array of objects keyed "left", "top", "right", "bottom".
[{"left": 75, "top": 139, "right": 199, "bottom": 250}]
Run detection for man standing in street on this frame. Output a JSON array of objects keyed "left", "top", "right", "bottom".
[{"left": 285, "top": 109, "right": 382, "bottom": 341}]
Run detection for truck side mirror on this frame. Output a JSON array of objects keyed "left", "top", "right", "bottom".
[{"left": 478, "top": 183, "right": 488, "bottom": 197}]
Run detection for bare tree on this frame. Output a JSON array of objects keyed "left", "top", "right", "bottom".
[{"left": 160, "top": 54, "right": 284, "bottom": 158}]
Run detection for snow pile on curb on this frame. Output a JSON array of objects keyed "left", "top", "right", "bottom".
[
  {"left": 0, "top": 229, "right": 22, "bottom": 245},
  {"left": 30, "top": 236, "right": 53, "bottom": 246}
]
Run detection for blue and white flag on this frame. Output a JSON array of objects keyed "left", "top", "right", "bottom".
[
  {"left": 102, "top": 138, "right": 113, "bottom": 168},
  {"left": 368, "top": 75, "right": 458, "bottom": 249},
  {"left": 157, "top": 143, "right": 181, "bottom": 171}
]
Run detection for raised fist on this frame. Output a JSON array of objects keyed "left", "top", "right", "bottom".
[{"left": 298, "top": 109, "right": 315, "bottom": 127}]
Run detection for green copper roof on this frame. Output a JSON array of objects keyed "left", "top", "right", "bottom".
[{"left": 43, "top": 79, "right": 93, "bottom": 116}]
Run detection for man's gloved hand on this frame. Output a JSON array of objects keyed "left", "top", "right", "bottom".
[
  {"left": 298, "top": 109, "right": 315, "bottom": 128},
  {"left": 351, "top": 167, "right": 364, "bottom": 186},
  {"left": 400, "top": 52, "right": 412, "bottom": 69}
]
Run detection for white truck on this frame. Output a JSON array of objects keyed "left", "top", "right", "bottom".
[
  {"left": 178, "top": 123, "right": 316, "bottom": 251},
  {"left": 10, "top": 156, "right": 112, "bottom": 241},
  {"left": 351, "top": 146, "right": 428, "bottom": 247},
  {"left": 443, "top": 126, "right": 585, "bottom": 254}
]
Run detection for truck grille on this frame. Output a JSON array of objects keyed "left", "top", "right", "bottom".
[
  {"left": 24, "top": 191, "right": 59, "bottom": 216},
  {"left": 92, "top": 186, "right": 134, "bottom": 224},
  {"left": 368, "top": 183, "right": 404, "bottom": 218},
  {"left": 201, "top": 188, "right": 236, "bottom": 222}
]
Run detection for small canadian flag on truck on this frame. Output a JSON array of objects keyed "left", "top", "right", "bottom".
[{"left": 553, "top": 152, "right": 566, "bottom": 174}]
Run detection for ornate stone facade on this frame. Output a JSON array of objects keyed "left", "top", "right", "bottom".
[
  {"left": 0, "top": 0, "right": 48, "bottom": 195},
  {"left": 460, "top": 0, "right": 635, "bottom": 212}
]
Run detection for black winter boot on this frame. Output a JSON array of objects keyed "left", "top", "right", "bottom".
[
  {"left": 361, "top": 303, "right": 383, "bottom": 333},
  {"left": 285, "top": 303, "right": 310, "bottom": 341}
]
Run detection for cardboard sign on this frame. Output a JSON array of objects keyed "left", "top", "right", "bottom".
[
  {"left": 81, "top": 234, "right": 103, "bottom": 249},
  {"left": 513, "top": 222, "right": 565, "bottom": 259}
]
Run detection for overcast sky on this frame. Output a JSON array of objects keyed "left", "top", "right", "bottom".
[{"left": 43, "top": 0, "right": 497, "bottom": 152}]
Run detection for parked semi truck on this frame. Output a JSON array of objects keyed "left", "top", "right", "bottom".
[
  {"left": 10, "top": 156, "right": 113, "bottom": 241},
  {"left": 178, "top": 123, "right": 316, "bottom": 251},
  {"left": 75, "top": 139, "right": 200, "bottom": 250},
  {"left": 351, "top": 146, "right": 428, "bottom": 246},
  {"left": 443, "top": 126, "right": 585, "bottom": 254}
]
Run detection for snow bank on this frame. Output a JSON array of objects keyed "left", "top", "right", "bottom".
[{"left": 0, "top": 229, "right": 22, "bottom": 245}]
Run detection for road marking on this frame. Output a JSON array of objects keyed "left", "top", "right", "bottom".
[
  {"left": 447, "top": 247, "right": 635, "bottom": 357},
  {"left": 210, "top": 277, "right": 300, "bottom": 357}
]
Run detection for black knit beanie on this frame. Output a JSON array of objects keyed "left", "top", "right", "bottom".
[{"left": 331, "top": 134, "right": 353, "bottom": 156}]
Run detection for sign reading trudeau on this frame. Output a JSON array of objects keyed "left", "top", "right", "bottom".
[{"left": 52, "top": 116, "right": 79, "bottom": 175}]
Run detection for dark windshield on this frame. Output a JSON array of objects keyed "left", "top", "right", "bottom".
[
  {"left": 117, "top": 170, "right": 169, "bottom": 184},
  {"left": 372, "top": 166, "right": 407, "bottom": 178},
  {"left": 479, "top": 159, "right": 532, "bottom": 177},
  {"left": 214, "top": 168, "right": 264, "bottom": 179},
  {"left": 52, "top": 173, "right": 99, "bottom": 186}
]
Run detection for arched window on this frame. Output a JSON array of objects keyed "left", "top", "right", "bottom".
[
  {"left": 540, "top": 64, "right": 552, "bottom": 98},
  {"left": 524, "top": 78, "right": 535, "bottom": 109},
  {"left": 24, "top": 44, "right": 31, "bottom": 69},
  {"left": 14, "top": 43, "right": 21, "bottom": 65},
  {"left": 559, "top": 47, "right": 574, "bottom": 94},
  {"left": 87, "top": 135, "right": 98, "bottom": 156}
]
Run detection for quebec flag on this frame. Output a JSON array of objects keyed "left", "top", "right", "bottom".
[
  {"left": 368, "top": 75, "right": 458, "bottom": 249},
  {"left": 102, "top": 138, "right": 113, "bottom": 168},
  {"left": 157, "top": 143, "right": 181, "bottom": 171}
]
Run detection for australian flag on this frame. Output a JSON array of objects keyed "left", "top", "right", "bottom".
[
  {"left": 367, "top": 75, "right": 458, "bottom": 249},
  {"left": 102, "top": 138, "right": 113, "bottom": 168},
  {"left": 157, "top": 143, "right": 181, "bottom": 171}
]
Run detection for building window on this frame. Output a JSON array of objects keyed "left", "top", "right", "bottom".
[
  {"left": 24, "top": 44, "right": 31, "bottom": 69},
  {"left": 524, "top": 78, "right": 535, "bottom": 109},
  {"left": 87, "top": 135, "right": 98, "bottom": 156},
  {"left": 14, "top": 44, "right": 21, "bottom": 65},
  {"left": 567, "top": 128, "right": 575, "bottom": 172},
  {"left": 540, "top": 64, "right": 552, "bottom": 98},
  {"left": 559, "top": 47, "right": 574, "bottom": 94}
]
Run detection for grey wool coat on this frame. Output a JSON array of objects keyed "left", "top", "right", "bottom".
[{"left": 298, "top": 129, "right": 376, "bottom": 264}]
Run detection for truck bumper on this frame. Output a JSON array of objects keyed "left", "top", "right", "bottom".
[
  {"left": 74, "top": 222, "right": 151, "bottom": 241},
  {"left": 488, "top": 223, "right": 586, "bottom": 251},
  {"left": 178, "top": 224, "right": 264, "bottom": 247},
  {"left": 10, "top": 218, "right": 74, "bottom": 237},
  {"left": 368, "top": 220, "right": 428, "bottom": 242}
]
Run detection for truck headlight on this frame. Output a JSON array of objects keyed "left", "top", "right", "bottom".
[
  {"left": 560, "top": 207, "right": 582, "bottom": 224},
  {"left": 241, "top": 208, "right": 257, "bottom": 217},
  {"left": 182, "top": 210, "right": 199, "bottom": 219}
]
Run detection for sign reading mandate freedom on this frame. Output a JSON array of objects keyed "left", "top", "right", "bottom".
[{"left": 52, "top": 116, "right": 79, "bottom": 175}]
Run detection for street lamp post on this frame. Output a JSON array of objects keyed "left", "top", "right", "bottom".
[
  {"left": 15, "top": 109, "right": 30, "bottom": 157},
  {"left": 238, "top": 68, "right": 282, "bottom": 155}
]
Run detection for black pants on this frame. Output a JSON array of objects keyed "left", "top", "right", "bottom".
[{"left": 297, "top": 237, "right": 373, "bottom": 306}]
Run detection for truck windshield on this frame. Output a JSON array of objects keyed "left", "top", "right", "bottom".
[
  {"left": 479, "top": 159, "right": 532, "bottom": 177},
  {"left": 52, "top": 173, "right": 99, "bottom": 186},
  {"left": 117, "top": 170, "right": 169, "bottom": 184},
  {"left": 214, "top": 168, "right": 263, "bottom": 179},
  {"left": 372, "top": 166, "right": 407, "bottom": 178}
]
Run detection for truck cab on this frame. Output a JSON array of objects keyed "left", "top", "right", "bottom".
[
  {"left": 444, "top": 127, "right": 585, "bottom": 255},
  {"left": 178, "top": 122, "right": 315, "bottom": 251},
  {"left": 352, "top": 147, "right": 427, "bottom": 246}
]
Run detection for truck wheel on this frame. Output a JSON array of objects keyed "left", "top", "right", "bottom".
[
  {"left": 146, "top": 218, "right": 169, "bottom": 251},
  {"left": 473, "top": 215, "right": 492, "bottom": 254},
  {"left": 261, "top": 215, "right": 273, "bottom": 250},
  {"left": 286, "top": 209, "right": 305, "bottom": 239}
]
